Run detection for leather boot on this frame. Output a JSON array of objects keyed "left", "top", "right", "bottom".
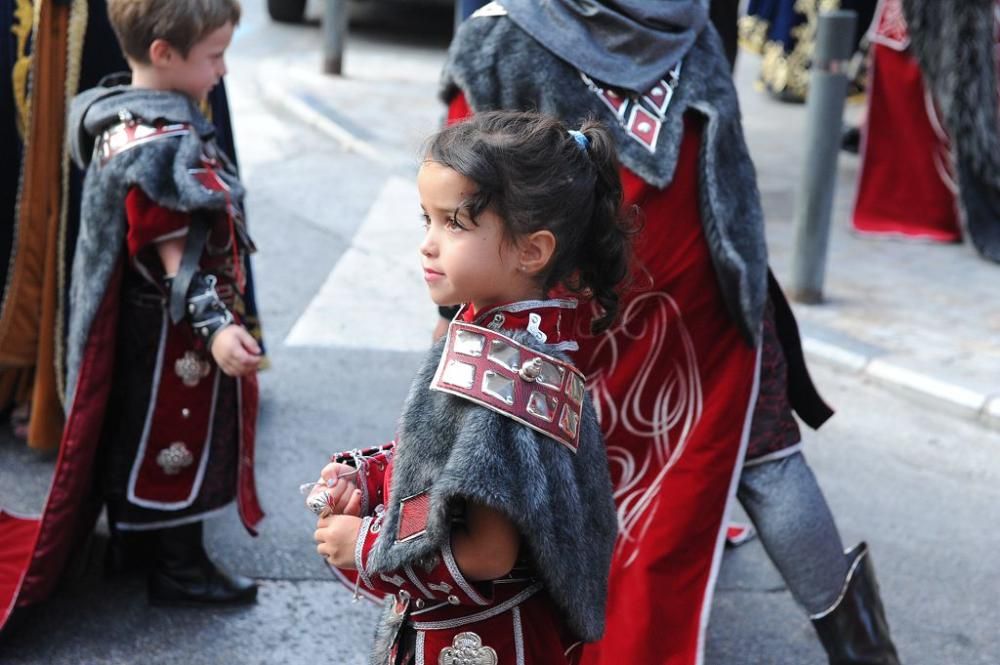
[
  {"left": 104, "top": 529, "right": 156, "bottom": 577},
  {"left": 811, "top": 543, "right": 901, "bottom": 665},
  {"left": 147, "top": 521, "right": 257, "bottom": 607}
]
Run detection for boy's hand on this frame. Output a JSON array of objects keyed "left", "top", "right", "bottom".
[
  {"left": 314, "top": 514, "right": 363, "bottom": 569},
  {"left": 211, "top": 325, "right": 261, "bottom": 377},
  {"left": 305, "top": 463, "right": 362, "bottom": 517}
]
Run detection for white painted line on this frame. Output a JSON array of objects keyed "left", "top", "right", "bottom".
[
  {"left": 801, "top": 336, "right": 869, "bottom": 373},
  {"left": 865, "top": 359, "right": 987, "bottom": 418},
  {"left": 983, "top": 396, "right": 1000, "bottom": 430},
  {"left": 285, "top": 176, "right": 437, "bottom": 351},
  {"left": 257, "top": 64, "right": 393, "bottom": 166}
]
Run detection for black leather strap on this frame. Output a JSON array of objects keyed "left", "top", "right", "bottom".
[{"left": 168, "top": 212, "right": 212, "bottom": 324}]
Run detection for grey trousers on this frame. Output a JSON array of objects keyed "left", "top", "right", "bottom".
[{"left": 737, "top": 451, "right": 850, "bottom": 615}]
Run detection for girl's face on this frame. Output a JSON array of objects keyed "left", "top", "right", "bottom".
[{"left": 417, "top": 161, "right": 540, "bottom": 312}]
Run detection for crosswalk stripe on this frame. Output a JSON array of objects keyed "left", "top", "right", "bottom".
[{"left": 285, "top": 176, "right": 436, "bottom": 351}]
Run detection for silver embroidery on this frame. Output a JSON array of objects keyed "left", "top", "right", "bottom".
[
  {"left": 174, "top": 351, "right": 211, "bottom": 387},
  {"left": 438, "top": 633, "right": 498, "bottom": 665},
  {"left": 156, "top": 442, "right": 194, "bottom": 475}
]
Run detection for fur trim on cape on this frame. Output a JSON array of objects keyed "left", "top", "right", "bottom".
[
  {"left": 903, "top": 0, "right": 1000, "bottom": 261},
  {"left": 367, "top": 332, "right": 617, "bottom": 644},
  {"left": 440, "top": 14, "right": 767, "bottom": 345}
]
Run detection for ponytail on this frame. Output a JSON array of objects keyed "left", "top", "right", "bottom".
[
  {"left": 573, "top": 120, "right": 635, "bottom": 333},
  {"left": 425, "top": 111, "right": 635, "bottom": 333}
]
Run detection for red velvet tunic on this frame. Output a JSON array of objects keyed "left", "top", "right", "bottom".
[
  {"left": 96, "top": 187, "right": 262, "bottom": 532},
  {"left": 442, "top": 94, "right": 761, "bottom": 665},
  {"left": 853, "top": 0, "right": 961, "bottom": 241},
  {"left": 331, "top": 304, "right": 590, "bottom": 665}
]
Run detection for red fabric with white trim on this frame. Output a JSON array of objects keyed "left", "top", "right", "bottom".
[
  {"left": 125, "top": 187, "right": 191, "bottom": 257},
  {"left": 574, "top": 119, "right": 758, "bottom": 665},
  {"left": 450, "top": 93, "right": 759, "bottom": 665},
  {"left": 347, "top": 511, "right": 492, "bottom": 607},
  {"left": 852, "top": 8, "right": 960, "bottom": 241}
]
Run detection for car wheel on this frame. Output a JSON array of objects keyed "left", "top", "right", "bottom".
[{"left": 267, "top": 0, "right": 308, "bottom": 23}]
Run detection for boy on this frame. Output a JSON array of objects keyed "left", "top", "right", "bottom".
[{"left": 55, "top": 0, "right": 263, "bottom": 605}]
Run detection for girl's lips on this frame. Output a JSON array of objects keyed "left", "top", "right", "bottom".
[{"left": 423, "top": 268, "right": 444, "bottom": 282}]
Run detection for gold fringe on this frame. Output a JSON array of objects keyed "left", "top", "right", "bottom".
[
  {"left": 10, "top": 0, "right": 33, "bottom": 138},
  {"left": 738, "top": 15, "right": 771, "bottom": 55},
  {"left": 755, "top": 0, "right": 843, "bottom": 103},
  {"left": 53, "top": 0, "right": 88, "bottom": 404}
]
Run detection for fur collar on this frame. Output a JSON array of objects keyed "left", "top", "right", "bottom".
[
  {"left": 441, "top": 15, "right": 767, "bottom": 344},
  {"left": 367, "top": 331, "right": 617, "bottom": 642},
  {"left": 65, "top": 86, "right": 245, "bottom": 402}
]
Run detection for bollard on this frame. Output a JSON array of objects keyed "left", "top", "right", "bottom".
[
  {"left": 788, "top": 10, "right": 857, "bottom": 304},
  {"left": 322, "top": 0, "right": 349, "bottom": 75}
]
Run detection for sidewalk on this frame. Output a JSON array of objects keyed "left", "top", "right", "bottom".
[{"left": 257, "top": 38, "right": 1000, "bottom": 431}]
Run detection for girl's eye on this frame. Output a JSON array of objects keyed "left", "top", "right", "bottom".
[
  {"left": 446, "top": 217, "right": 467, "bottom": 231},
  {"left": 420, "top": 213, "right": 431, "bottom": 228}
]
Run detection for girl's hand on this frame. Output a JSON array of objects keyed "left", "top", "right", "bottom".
[
  {"left": 211, "top": 325, "right": 262, "bottom": 377},
  {"left": 314, "top": 514, "right": 363, "bottom": 568},
  {"left": 304, "top": 463, "right": 361, "bottom": 516}
]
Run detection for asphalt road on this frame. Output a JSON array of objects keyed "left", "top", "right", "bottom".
[{"left": 1, "top": 3, "right": 998, "bottom": 663}]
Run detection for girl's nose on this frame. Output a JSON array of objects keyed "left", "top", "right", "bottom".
[{"left": 419, "top": 233, "right": 435, "bottom": 257}]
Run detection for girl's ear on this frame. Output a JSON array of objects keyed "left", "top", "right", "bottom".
[{"left": 518, "top": 230, "right": 556, "bottom": 276}]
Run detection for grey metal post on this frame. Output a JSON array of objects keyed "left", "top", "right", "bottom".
[
  {"left": 788, "top": 10, "right": 857, "bottom": 304},
  {"left": 322, "top": 0, "right": 349, "bottom": 75}
]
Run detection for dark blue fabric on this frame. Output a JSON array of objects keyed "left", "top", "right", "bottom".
[
  {"left": 745, "top": 0, "right": 799, "bottom": 49},
  {"left": 1, "top": 0, "right": 30, "bottom": 294},
  {"left": 745, "top": 0, "right": 875, "bottom": 53},
  {"left": 458, "top": 0, "right": 488, "bottom": 20}
]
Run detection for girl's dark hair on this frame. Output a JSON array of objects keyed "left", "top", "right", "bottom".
[{"left": 425, "top": 110, "right": 634, "bottom": 333}]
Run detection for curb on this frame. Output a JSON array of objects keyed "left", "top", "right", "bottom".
[
  {"left": 802, "top": 335, "right": 1000, "bottom": 432},
  {"left": 263, "top": 62, "right": 1000, "bottom": 434},
  {"left": 256, "top": 64, "right": 413, "bottom": 170}
]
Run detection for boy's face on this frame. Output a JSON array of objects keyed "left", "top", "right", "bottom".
[{"left": 159, "top": 21, "right": 234, "bottom": 102}]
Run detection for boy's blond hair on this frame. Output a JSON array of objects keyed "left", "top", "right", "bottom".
[{"left": 108, "top": 0, "right": 241, "bottom": 63}]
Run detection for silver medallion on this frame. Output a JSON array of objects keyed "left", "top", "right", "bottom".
[
  {"left": 438, "top": 632, "right": 498, "bottom": 665},
  {"left": 174, "top": 351, "right": 211, "bottom": 387},
  {"left": 157, "top": 442, "right": 195, "bottom": 475}
]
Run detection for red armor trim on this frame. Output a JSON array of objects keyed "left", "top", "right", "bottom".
[
  {"left": 430, "top": 321, "right": 586, "bottom": 453},
  {"left": 579, "top": 62, "right": 681, "bottom": 154},
  {"left": 409, "top": 583, "right": 542, "bottom": 630},
  {"left": 332, "top": 445, "right": 394, "bottom": 516},
  {"left": 397, "top": 490, "right": 431, "bottom": 542},
  {"left": 348, "top": 518, "right": 495, "bottom": 608},
  {"left": 95, "top": 119, "right": 191, "bottom": 166}
]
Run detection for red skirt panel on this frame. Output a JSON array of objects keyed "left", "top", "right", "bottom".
[
  {"left": 575, "top": 119, "right": 759, "bottom": 665},
  {"left": 853, "top": 42, "right": 960, "bottom": 241}
]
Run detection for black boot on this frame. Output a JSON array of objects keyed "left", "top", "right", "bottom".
[
  {"left": 104, "top": 529, "right": 156, "bottom": 577},
  {"left": 147, "top": 521, "right": 257, "bottom": 607},
  {"left": 811, "top": 543, "right": 901, "bottom": 665}
]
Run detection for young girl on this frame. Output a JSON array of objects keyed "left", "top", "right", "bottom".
[{"left": 308, "top": 111, "right": 631, "bottom": 664}]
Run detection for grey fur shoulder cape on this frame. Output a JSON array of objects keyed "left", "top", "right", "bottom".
[
  {"left": 367, "top": 331, "right": 617, "bottom": 642},
  {"left": 66, "top": 85, "right": 245, "bottom": 401},
  {"left": 903, "top": 0, "right": 1000, "bottom": 261},
  {"left": 441, "top": 12, "right": 768, "bottom": 345}
]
